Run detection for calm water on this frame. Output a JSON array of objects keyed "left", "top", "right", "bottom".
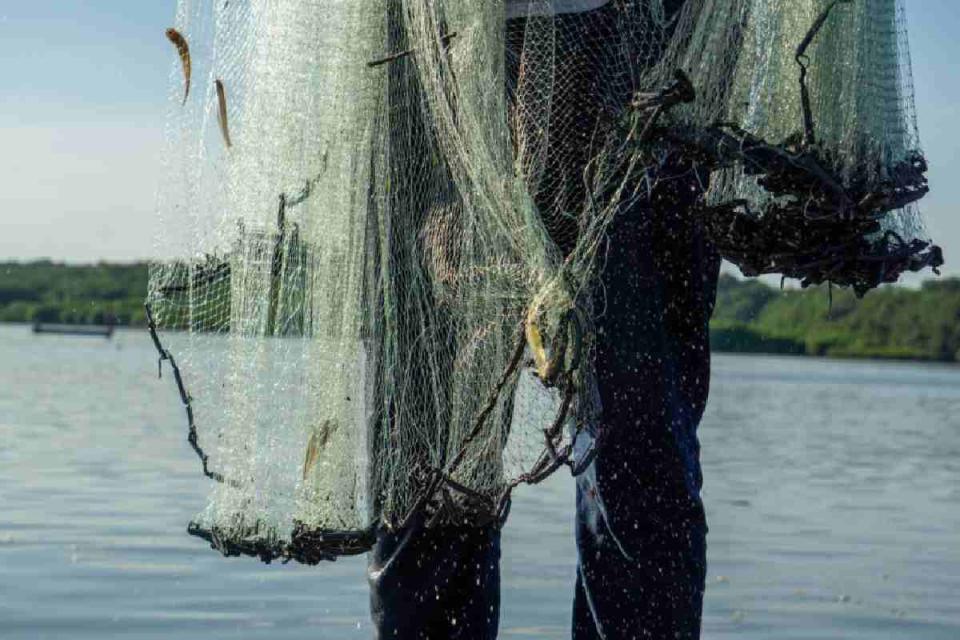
[{"left": 1, "top": 324, "right": 958, "bottom": 639}]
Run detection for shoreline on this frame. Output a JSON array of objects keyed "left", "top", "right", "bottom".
[
  {"left": 2, "top": 261, "right": 957, "bottom": 364},
  {"left": 6, "top": 320, "right": 957, "bottom": 366}
]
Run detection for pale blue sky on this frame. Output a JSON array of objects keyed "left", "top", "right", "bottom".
[{"left": 0, "top": 1, "right": 957, "bottom": 277}]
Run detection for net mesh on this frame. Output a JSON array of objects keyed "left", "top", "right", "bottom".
[{"left": 149, "top": 0, "right": 936, "bottom": 562}]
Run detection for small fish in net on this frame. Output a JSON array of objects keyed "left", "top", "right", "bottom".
[{"left": 165, "top": 28, "right": 191, "bottom": 105}]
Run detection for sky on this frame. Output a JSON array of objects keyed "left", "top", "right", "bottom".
[{"left": 0, "top": 1, "right": 958, "bottom": 278}]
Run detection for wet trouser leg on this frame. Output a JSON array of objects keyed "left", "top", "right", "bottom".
[
  {"left": 368, "top": 517, "right": 501, "bottom": 640},
  {"left": 572, "top": 167, "right": 720, "bottom": 639}
]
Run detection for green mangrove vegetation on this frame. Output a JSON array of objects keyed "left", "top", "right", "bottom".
[
  {"left": 0, "top": 261, "right": 148, "bottom": 326},
  {"left": 2, "top": 261, "right": 958, "bottom": 362},
  {"left": 711, "top": 274, "right": 960, "bottom": 362}
]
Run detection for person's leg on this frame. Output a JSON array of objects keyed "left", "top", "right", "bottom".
[
  {"left": 369, "top": 516, "right": 501, "bottom": 640},
  {"left": 507, "top": 4, "right": 715, "bottom": 635},
  {"left": 572, "top": 163, "right": 720, "bottom": 639}
]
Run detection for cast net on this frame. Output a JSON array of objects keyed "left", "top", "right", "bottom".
[{"left": 149, "top": 0, "right": 940, "bottom": 563}]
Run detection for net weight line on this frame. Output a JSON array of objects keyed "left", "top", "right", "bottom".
[
  {"left": 145, "top": 303, "right": 230, "bottom": 487},
  {"left": 653, "top": 119, "right": 941, "bottom": 293}
]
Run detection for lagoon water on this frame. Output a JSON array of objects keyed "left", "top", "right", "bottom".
[{"left": 1, "top": 323, "right": 958, "bottom": 639}]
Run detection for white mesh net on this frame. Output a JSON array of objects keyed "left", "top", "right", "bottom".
[{"left": 149, "top": 0, "right": 936, "bottom": 562}]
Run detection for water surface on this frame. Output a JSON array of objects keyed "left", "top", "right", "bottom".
[{"left": 1, "top": 324, "right": 958, "bottom": 638}]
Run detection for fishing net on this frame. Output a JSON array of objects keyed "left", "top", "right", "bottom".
[{"left": 148, "top": 0, "right": 941, "bottom": 564}]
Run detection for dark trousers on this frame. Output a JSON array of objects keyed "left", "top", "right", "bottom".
[
  {"left": 572, "top": 162, "right": 719, "bottom": 639},
  {"left": 368, "top": 515, "right": 501, "bottom": 640}
]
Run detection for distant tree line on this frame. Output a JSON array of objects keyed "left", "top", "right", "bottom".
[
  {"left": 711, "top": 273, "right": 960, "bottom": 362},
  {"left": 0, "top": 261, "right": 148, "bottom": 326},
  {"left": 2, "top": 260, "right": 958, "bottom": 362}
]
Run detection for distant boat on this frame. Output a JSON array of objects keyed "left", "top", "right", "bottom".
[{"left": 32, "top": 323, "right": 115, "bottom": 338}]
